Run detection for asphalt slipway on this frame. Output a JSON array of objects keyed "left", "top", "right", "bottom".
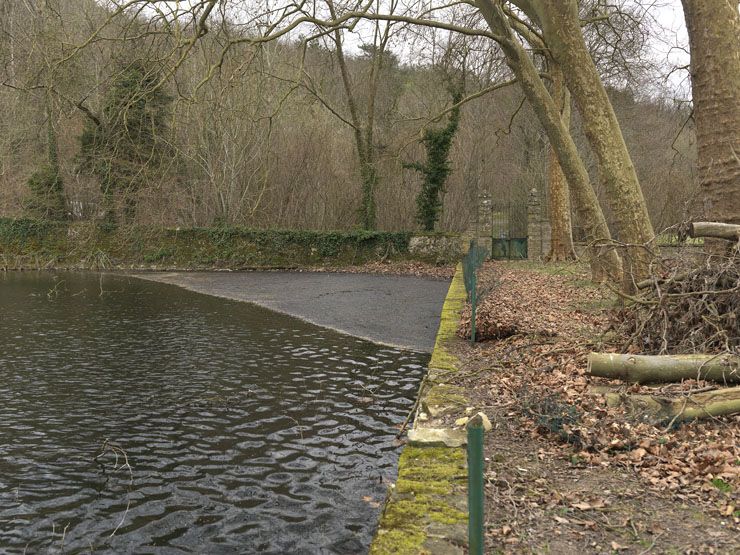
[{"left": 131, "top": 271, "right": 452, "bottom": 352}]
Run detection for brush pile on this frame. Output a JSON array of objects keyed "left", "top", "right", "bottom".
[{"left": 615, "top": 249, "right": 739, "bottom": 355}]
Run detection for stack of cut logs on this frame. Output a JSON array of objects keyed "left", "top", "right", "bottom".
[{"left": 590, "top": 222, "right": 740, "bottom": 423}]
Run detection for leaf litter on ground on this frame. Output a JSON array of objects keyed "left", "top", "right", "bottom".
[{"left": 451, "top": 261, "right": 738, "bottom": 553}]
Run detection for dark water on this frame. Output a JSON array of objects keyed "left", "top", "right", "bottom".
[{"left": 0, "top": 272, "right": 426, "bottom": 554}]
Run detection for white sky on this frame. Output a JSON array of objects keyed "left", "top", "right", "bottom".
[
  {"left": 132, "top": 0, "right": 694, "bottom": 98},
  {"left": 649, "top": 0, "right": 691, "bottom": 99}
]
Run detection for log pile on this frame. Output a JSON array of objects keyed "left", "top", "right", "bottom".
[{"left": 596, "top": 222, "right": 740, "bottom": 421}]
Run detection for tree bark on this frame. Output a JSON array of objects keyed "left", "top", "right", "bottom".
[
  {"left": 522, "top": 0, "right": 656, "bottom": 286},
  {"left": 475, "top": 0, "right": 622, "bottom": 282},
  {"left": 547, "top": 63, "right": 576, "bottom": 261},
  {"left": 588, "top": 353, "right": 740, "bottom": 384},
  {"left": 681, "top": 0, "right": 740, "bottom": 230},
  {"left": 606, "top": 387, "right": 740, "bottom": 422}
]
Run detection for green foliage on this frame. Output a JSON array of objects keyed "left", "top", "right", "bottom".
[
  {"left": 359, "top": 162, "right": 379, "bottom": 231},
  {"left": 0, "top": 219, "right": 414, "bottom": 268},
  {"left": 23, "top": 166, "right": 66, "bottom": 221},
  {"left": 193, "top": 227, "right": 411, "bottom": 259},
  {"left": 143, "top": 246, "right": 175, "bottom": 263},
  {"left": 405, "top": 88, "right": 463, "bottom": 231},
  {"left": 77, "top": 60, "right": 172, "bottom": 221},
  {"left": 710, "top": 478, "right": 732, "bottom": 493},
  {"left": 0, "top": 218, "right": 61, "bottom": 244}
]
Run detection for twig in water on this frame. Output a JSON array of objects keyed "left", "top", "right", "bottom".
[{"left": 93, "top": 439, "right": 134, "bottom": 538}]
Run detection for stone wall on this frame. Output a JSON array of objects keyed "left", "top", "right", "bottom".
[
  {"left": 408, "top": 234, "right": 466, "bottom": 264},
  {"left": 370, "top": 265, "right": 469, "bottom": 555},
  {"left": 470, "top": 189, "right": 553, "bottom": 261},
  {"left": 475, "top": 191, "right": 493, "bottom": 255}
]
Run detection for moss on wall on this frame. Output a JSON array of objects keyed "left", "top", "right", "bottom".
[
  {"left": 371, "top": 264, "right": 470, "bottom": 555},
  {"left": 428, "top": 263, "right": 465, "bottom": 373},
  {"left": 0, "top": 219, "right": 429, "bottom": 269},
  {"left": 371, "top": 446, "right": 467, "bottom": 555}
]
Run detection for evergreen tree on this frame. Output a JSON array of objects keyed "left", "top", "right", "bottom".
[
  {"left": 78, "top": 60, "right": 172, "bottom": 222},
  {"left": 23, "top": 165, "right": 66, "bottom": 220}
]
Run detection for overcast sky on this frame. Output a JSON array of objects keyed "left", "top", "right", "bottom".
[
  {"left": 649, "top": 0, "right": 691, "bottom": 97},
  {"left": 141, "top": 0, "right": 695, "bottom": 98}
]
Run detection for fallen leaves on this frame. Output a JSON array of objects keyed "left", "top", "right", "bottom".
[
  {"left": 313, "top": 260, "right": 455, "bottom": 280},
  {"left": 455, "top": 261, "right": 739, "bottom": 511}
]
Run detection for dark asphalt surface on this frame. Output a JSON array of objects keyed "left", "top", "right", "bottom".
[{"left": 131, "top": 271, "right": 452, "bottom": 352}]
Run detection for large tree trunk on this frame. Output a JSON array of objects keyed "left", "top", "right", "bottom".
[
  {"left": 547, "top": 63, "right": 576, "bottom": 261},
  {"left": 681, "top": 1, "right": 740, "bottom": 231},
  {"left": 475, "top": 0, "right": 622, "bottom": 282},
  {"left": 525, "top": 0, "right": 656, "bottom": 287}
]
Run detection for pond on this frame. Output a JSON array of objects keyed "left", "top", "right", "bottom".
[{"left": 0, "top": 272, "right": 426, "bottom": 554}]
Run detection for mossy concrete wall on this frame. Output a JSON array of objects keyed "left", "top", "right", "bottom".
[
  {"left": 371, "top": 264, "right": 470, "bottom": 555},
  {"left": 0, "top": 219, "right": 463, "bottom": 270}
]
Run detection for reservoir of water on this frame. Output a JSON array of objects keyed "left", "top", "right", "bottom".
[{"left": 0, "top": 272, "right": 426, "bottom": 553}]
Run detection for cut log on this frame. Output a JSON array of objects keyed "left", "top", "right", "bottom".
[
  {"left": 689, "top": 222, "right": 740, "bottom": 241},
  {"left": 588, "top": 353, "right": 740, "bottom": 384},
  {"left": 606, "top": 386, "right": 740, "bottom": 423}
]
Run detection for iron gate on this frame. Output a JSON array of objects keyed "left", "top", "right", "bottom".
[{"left": 490, "top": 201, "right": 528, "bottom": 259}]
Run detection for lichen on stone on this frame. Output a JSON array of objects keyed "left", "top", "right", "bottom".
[
  {"left": 371, "top": 265, "right": 470, "bottom": 555},
  {"left": 370, "top": 446, "right": 467, "bottom": 555}
]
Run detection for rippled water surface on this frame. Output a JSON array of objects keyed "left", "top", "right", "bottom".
[{"left": 0, "top": 272, "right": 426, "bottom": 554}]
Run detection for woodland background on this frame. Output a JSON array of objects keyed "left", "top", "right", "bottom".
[{"left": 0, "top": 0, "right": 696, "bottom": 236}]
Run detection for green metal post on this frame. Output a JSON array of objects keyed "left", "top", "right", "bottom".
[
  {"left": 470, "top": 282, "right": 476, "bottom": 344},
  {"left": 467, "top": 421, "right": 484, "bottom": 555}
]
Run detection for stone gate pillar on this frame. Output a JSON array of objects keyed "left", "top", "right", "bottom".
[
  {"left": 527, "top": 188, "right": 550, "bottom": 260},
  {"left": 477, "top": 191, "right": 493, "bottom": 256}
]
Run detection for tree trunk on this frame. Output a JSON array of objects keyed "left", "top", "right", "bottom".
[
  {"left": 588, "top": 353, "right": 740, "bottom": 384},
  {"left": 475, "top": 0, "right": 622, "bottom": 282},
  {"left": 606, "top": 387, "right": 740, "bottom": 423},
  {"left": 360, "top": 157, "right": 378, "bottom": 231},
  {"left": 547, "top": 63, "right": 576, "bottom": 261},
  {"left": 327, "top": 0, "right": 378, "bottom": 231},
  {"left": 532, "top": 0, "right": 656, "bottom": 287},
  {"left": 681, "top": 0, "right": 740, "bottom": 231},
  {"left": 45, "top": 90, "right": 59, "bottom": 175}
]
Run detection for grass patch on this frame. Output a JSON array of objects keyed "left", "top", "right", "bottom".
[{"left": 710, "top": 478, "right": 732, "bottom": 493}]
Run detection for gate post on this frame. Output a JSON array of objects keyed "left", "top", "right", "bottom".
[
  {"left": 527, "top": 188, "right": 548, "bottom": 260},
  {"left": 477, "top": 191, "right": 493, "bottom": 256}
]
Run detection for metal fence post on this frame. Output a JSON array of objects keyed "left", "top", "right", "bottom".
[
  {"left": 470, "top": 283, "right": 477, "bottom": 344},
  {"left": 467, "top": 419, "right": 484, "bottom": 555}
]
